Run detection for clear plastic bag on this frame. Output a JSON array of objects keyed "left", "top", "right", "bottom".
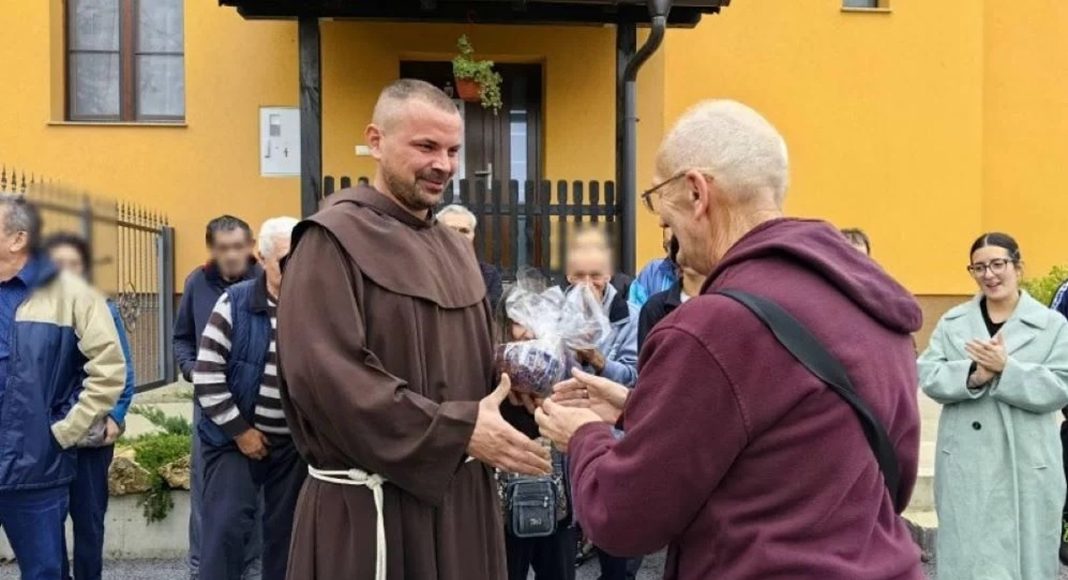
[{"left": 497, "top": 269, "right": 611, "bottom": 397}]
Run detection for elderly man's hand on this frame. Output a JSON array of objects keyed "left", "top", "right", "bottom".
[
  {"left": 552, "top": 367, "right": 628, "bottom": 424},
  {"left": 535, "top": 398, "right": 602, "bottom": 454},
  {"left": 469, "top": 374, "right": 552, "bottom": 476}
]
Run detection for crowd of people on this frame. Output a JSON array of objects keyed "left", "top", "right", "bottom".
[{"left": 2, "top": 77, "right": 1068, "bottom": 580}]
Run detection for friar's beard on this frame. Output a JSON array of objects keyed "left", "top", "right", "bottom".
[{"left": 381, "top": 165, "right": 451, "bottom": 213}]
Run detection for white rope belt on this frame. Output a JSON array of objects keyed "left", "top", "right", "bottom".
[{"left": 307, "top": 457, "right": 476, "bottom": 580}]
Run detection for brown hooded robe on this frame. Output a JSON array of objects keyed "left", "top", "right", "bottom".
[{"left": 277, "top": 186, "right": 505, "bottom": 579}]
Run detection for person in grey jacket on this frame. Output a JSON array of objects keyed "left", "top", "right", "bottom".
[
  {"left": 565, "top": 231, "right": 638, "bottom": 388},
  {"left": 563, "top": 228, "right": 639, "bottom": 580}
]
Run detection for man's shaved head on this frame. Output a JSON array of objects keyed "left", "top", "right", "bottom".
[{"left": 372, "top": 79, "right": 459, "bottom": 132}]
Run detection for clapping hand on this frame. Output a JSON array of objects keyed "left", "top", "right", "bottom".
[{"left": 966, "top": 333, "right": 1008, "bottom": 373}]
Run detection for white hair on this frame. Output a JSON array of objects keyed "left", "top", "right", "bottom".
[
  {"left": 657, "top": 100, "right": 790, "bottom": 206},
  {"left": 258, "top": 216, "right": 299, "bottom": 258},
  {"left": 435, "top": 204, "right": 477, "bottom": 229}
]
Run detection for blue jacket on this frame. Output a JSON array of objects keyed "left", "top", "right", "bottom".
[
  {"left": 198, "top": 273, "right": 272, "bottom": 448},
  {"left": 173, "top": 260, "right": 260, "bottom": 382},
  {"left": 594, "top": 284, "right": 640, "bottom": 387},
  {"left": 1051, "top": 280, "right": 1068, "bottom": 321},
  {"left": 628, "top": 258, "right": 678, "bottom": 308},
  {"left": 107, "top": 301, "right": 136, "bottom": 425},
  {"left": 0, "top": 260, "right": 126, "bottom": 490}
]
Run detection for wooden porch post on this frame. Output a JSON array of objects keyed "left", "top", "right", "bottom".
[{"left": 299, "top": 15, "right": 322, "bottom": 218}]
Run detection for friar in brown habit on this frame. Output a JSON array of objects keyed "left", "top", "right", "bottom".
[{"left": 277, "top": 79, "right": 552, "bottom": 580}]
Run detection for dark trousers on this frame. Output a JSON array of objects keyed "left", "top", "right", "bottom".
[
  {"left": 61, "top": 445, "right": 115, "bottom": 580},
  {"left": 596, "top": 549, "right": 630, "bottom": 580},
  {"left": 0, "top": 486, "right": 69, "bottom": 580},
  {"left": 1062, "top": 420, "right": 1068, "bottom": 518},
  {"left": 200, "top": 436, "right": 306, "bottom": 580},
  {"left": 191, "top": 407, "right": 264, "bottom": 580},
  {"left": 505, "top": 525, "right": 577, "bottom": 580},
  {"left": 189, "top": 406, "right": 204, "bottom": 576}
]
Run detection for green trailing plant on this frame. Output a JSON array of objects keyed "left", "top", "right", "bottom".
[
  {"left": 130, "top": 405, "right": 193, "bottom": 436},
  {"left": 130, "top": 433, "right": 188, "bottom": 523},
  {"left": 452, "top": 35, "right": 503, "bottom": 114},
  {"left": 119, "top": 407, "right": 194, "bottom": 523},
  {"left": 1021, "top": 265, "right": 1068, "bottom": 307}
]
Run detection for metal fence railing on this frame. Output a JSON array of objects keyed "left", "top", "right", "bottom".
[{"left": 0, "top": 166, "right": 176, "bottom": 391}]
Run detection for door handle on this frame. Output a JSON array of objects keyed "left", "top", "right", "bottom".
[{"left": 474, "top": 162, "right": 493, "bottom": 179}]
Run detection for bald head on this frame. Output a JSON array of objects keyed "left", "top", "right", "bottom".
[
  {"left": 372, "top": 79, "right": 459, "bottom": 131},
  {"left": 657, "top": 100, "right": 789, "bottom": 207}
]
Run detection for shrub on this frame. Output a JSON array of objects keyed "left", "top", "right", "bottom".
[
  {"left": 121, "top": 407, "right": 194, "bottom": 523},
  {"left": 130, "top": 405, "right": 193, "bottom": 436},
  {"left": 1021, "top": 265, "right": 1068, "bottom": 307},
  {"left": 130, "top": 433, "right": 189, "bottom": 523}
]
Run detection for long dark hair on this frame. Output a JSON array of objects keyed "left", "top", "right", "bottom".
[{"left": 970, "top": 232, "right": 1021, "bottom": 263}]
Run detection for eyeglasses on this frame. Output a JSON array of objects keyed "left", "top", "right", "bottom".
[
  {"left": 967, "top": 259, "right": 1014, "bottom": 277},
  {"left": 640, "top": 169, "right": 714, "bottom": 213}
]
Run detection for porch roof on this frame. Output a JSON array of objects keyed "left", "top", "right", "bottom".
[{"left": 218, "top": 0, "right": 731, "bottom": 28}]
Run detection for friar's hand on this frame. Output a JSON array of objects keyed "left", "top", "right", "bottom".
[
  {"left": 552, "top": 367, "right": 628, "bottom": 424},
  {"left": 469, "top": 374, "right": 552, "bottom": 476},
  {"left": 534, "top": 398, "right": 602, "bottom": 454}
]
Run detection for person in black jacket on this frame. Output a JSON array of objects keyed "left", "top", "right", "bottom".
[
  {"left": 637, "top": 237, "right": 707, "bottom": 351},
  {"left": 173, "top": 215, "right": 262, "bottom": 580},
  {"left": 497, "top": 287, "right": 576, "bottom": 580}
]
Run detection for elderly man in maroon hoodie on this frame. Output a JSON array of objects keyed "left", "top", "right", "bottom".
[{"left": 535, "top": 100, "right": 924, "bottom": 580}]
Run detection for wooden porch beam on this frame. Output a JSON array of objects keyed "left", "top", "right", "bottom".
[{"left": 299, "top": 15, "right": 323, "bottom": 218}]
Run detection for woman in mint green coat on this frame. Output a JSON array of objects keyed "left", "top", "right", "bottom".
[{"left": 919, "top": 232, "right": 1068, "bottom": 580}]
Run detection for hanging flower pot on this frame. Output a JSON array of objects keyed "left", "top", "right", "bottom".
[
  {"left": 455, "top": 78, "right": 483, "bottom": 103},
  {"left": 452, "top": 35, "right": 503, "bottom": 114}
]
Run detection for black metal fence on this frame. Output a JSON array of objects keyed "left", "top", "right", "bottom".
[
  {"left": 0, "top": 166, "right": 176, "bottom": 391},
  {"left": 324, "top": 177, "right": 622, "bottom": 281}
]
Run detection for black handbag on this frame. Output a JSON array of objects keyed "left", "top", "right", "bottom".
[
  {"left": 502, "top": 446, "right": 568, "bottom": 538},
  {"left": 717, "top": 290, "right": 906, "bottom": 513}
]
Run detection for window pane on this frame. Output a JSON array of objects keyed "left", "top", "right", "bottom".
[
  {"left": 136, "top": 54, "right": 185, "bottom": 118},
  {"left": 70, "top": 52, "right": 121, "bottom": 119},
  {"left": 138, "top": 0, "right": 184, "bottom": 53},
  {"left": 843, "top": 0, "right": 879, "bottom": 7},
  {"left": 70, "top": 0, "right": 120, "bottom": 51}
]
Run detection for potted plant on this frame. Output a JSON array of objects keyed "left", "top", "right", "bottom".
[{"left": 452, "top": 35, "right": 503, "bottom": 114}]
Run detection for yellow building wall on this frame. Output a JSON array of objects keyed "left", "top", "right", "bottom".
[
  {"left": 652, "top": 0, "right": 987, "bottom": 295},
  {"left": 318, "top": 21, "right": 617, "bottom": 196},
  {"left": 981, "top": 0, "right": 1068, "bottom": 282},
  {"left": 4, "top": 1, "right": 1065, "bottom": 292},
  {"left": 0, "top": 1, "right": 301, "bottom": 279}
]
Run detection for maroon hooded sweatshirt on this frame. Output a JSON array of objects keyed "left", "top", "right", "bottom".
[{"left": 568, "top": 218, "right": 924, "bottom": 580}]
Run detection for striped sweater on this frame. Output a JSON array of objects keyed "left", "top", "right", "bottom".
[{"left": 193, "top": 293, "right": 289, "bottom": 437}]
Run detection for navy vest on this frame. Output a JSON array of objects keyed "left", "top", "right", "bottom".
[{"left": 198, "top": 276, "right": 272, "bottom": 448}]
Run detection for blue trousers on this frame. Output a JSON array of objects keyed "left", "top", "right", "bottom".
[
  {"left": 200, "top": 437, "right": 305, "bottom": 580},
  {"left": 61, "top": 445, "right": 114, "bottom": 580},
  {"left": 190, "top": 405, "right": 263, "bottom": 579},
  {"left": 0, "top": 486, "right": 69, "bottom": 580}
]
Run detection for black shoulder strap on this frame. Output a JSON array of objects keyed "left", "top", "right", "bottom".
[{"left": 717, "top": 289, "right": 906, "bottom": 513}]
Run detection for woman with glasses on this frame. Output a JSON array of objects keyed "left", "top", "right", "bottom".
[{"left": 919, "top": 232, "right": 1068, "bottom": 579}]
